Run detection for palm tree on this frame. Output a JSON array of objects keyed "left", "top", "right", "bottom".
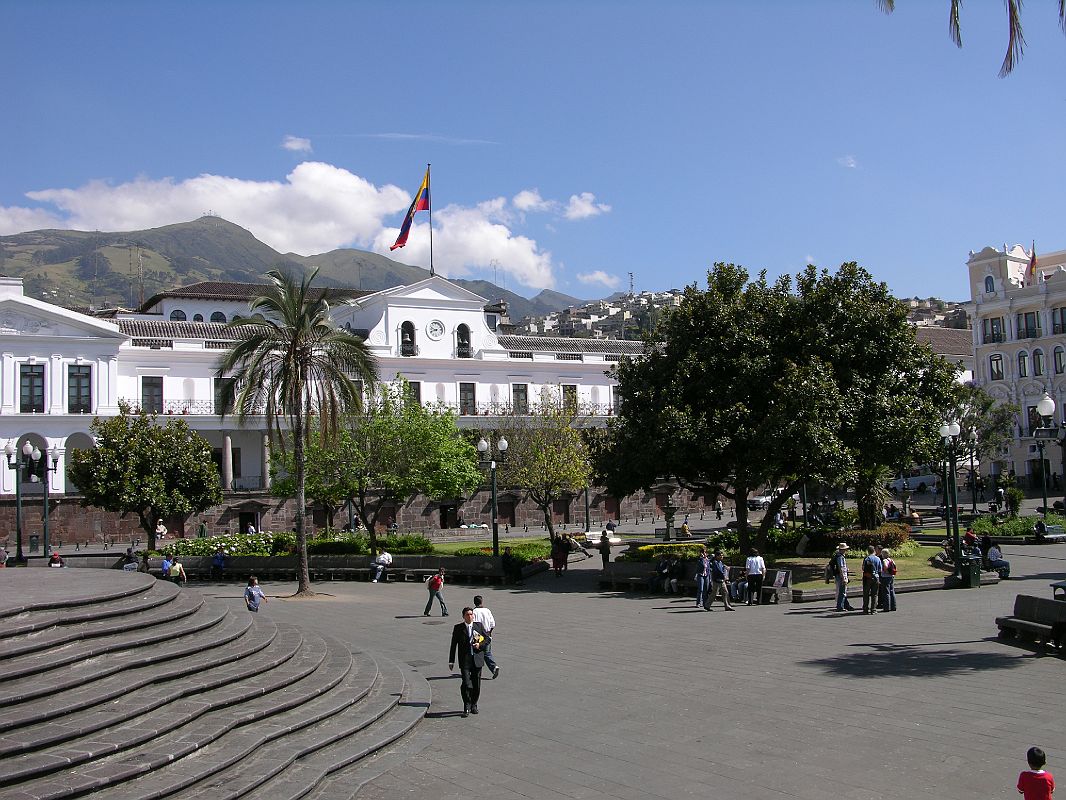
[
  {"left": 879, "top": 1, "right": 1066, "bottom": 76},
  {"left": 216, "top": 267, "right": 377, "bottom": 595}
]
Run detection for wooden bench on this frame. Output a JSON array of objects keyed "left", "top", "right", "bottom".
[
  {"left": 995, "top": 594, "right": 1066, "bottom": 650},
  {"left": 1033, "top": 524, "right": 1066, "bottom": 544}
]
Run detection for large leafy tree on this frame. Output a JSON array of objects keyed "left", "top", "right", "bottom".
[
  {"left": 271, "top": 379, "right": 482, "bottom": 555},
  {"left": 951, "top": 381, "right": 1019, "bottom": 462},
  {"left": 879, "top": 0, "right": 1066, "bottom": 76},
  {"left": 599, "top": 262, "right": 958, "bottom": 549},
  {"left": 216, "top": 268, "right": 377, "bottom": 595},
  {"left": 496, "top": 402, "right": 593, "bottom": 539},
  {"left": 68, "top": 406, "right": 223, "bottom": 549}
]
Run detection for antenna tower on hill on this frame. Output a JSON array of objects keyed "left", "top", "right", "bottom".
[{"left": 628, "top": 271, "right": 634, "bottom": 298}]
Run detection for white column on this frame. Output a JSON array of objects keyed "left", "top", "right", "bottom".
[
  {"left": 222, "top": 431, "right": 234, "bottom": 491},
  {"left": 261, "top": 433, "right": 271, "bottom": 490},
  {"left": 1, "top": 352, "right": 14, "bottom": 412},
  {"left": 49, "top": 355, "right": 63, "bottom": 413}
]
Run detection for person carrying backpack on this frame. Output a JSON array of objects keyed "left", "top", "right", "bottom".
[
  {"left": 878, "top": 547, "right": 897, "bottom": 612},
  {"left": 424, "top": 567, "right": 449, "bottom": 617},
  {"left": 861, "top": 545, "right": 883, "bottom": 615}
]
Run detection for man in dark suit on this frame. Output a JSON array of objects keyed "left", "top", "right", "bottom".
[{"left": 448, "top": 606, "right": 489, "bottom": 717}]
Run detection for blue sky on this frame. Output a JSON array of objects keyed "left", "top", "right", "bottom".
[{"left": 3, "top": 1, "right": 1065, "bottom": 301}]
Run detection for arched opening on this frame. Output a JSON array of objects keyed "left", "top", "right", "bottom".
[
  {"left": 456, "top": 324, "right": 472, "bottom": 358},
  {"left": 401, "top": 321, "right": 416, "bottom": 356},
  {"left": 170, "top": 310, "right": 187, "bottom": 321},
  {"left": 210, "top": 311, "right": 227, "bottom": 323},
  {"left": 1018, "top": 351, "right": 1029, "bottom": 378},
  {"left": 193, "top": 313, "right": 204, "bottom": 322},
  {"left": 984, "top": 276, "right": 995, "bottom": 293},
  {"left": 11, "top": 433, "right": 49, "bottom": 485},
  {"left": 64, "top": 432, "right": 95, "bottom": 492},
  {"left": 1034, "top": 349, "right": 1045, "bottom": 376},
  {"left": 1054, "top": 347, "right": 1064, "bottom": 375}
]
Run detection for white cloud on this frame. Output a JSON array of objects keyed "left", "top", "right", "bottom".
[
  {"left": 512, "top": 189, "right": 554, "bottom": 213},
  {"left": 836, "top": 155, "right": 858, "bottom": 169},
  {"left": 564, "top": 192, "right": 611, "bottom": 220},
  {"left": 805, "top": 254, "right": 816, "bottom": 265},
  {"left": 1, "top": 165, "right": 615, "bottom": 289},
  {"left": 576, "top": 270, "right": 621, "bottom": 290},
  {"left": 0, "top": 206, "right": 63, "bottom": 235},
  {"left": 282, "top": 135, "right": 313, "bottom": 153}
]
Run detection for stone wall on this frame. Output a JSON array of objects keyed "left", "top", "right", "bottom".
[{"left": 0, "top": 486, "right": 730, "bottom": 548}]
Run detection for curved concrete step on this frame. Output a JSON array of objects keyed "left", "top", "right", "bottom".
[
  {"left": 0, "top": 579, "right": 180, "bottom": 640},
  {"left": 0, "top": 624, "right": 309, "bottom": 771},
  {"left": 0, "top": 584, "right": 201, "bottom": 665},
  {"left": 258, "top": 660, "right": 433, "bottom": 800},
  {"left": 0, "top": 609, "right": 261, "bottom": 717},
  {"left": 0, "top": 571, "right": 156, "bottom": 621},
  {"left": 13, "top": 636, "right": 365, "bottom": 800}
]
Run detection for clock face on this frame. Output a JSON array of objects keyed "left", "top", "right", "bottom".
[{"left": 426, "top": 320, "right": 445, "bottom": 340}]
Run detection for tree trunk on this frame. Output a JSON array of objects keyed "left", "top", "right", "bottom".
[
  {"left": 141, "top": 510, "right": 156, "bottom": 552},
  {"left": 734, "top": 481, "right": 752, "bottom": 553},
  {"left": 293, "top": 390, "right": 313, "bottom": 596},
  {"left": 541, "top": 502, "right": 555, "bottom": 539}
]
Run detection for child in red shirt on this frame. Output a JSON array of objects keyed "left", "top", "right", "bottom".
[{"left": 1018, "top": 747, "right": 1055, "bottom": 800}]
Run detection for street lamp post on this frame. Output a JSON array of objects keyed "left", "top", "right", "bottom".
[
  {"left": 1034, "top": 392, "right": 1057, "bottom": 519},
  {"left": 4, "top": 441, "right": 34, "bottom": 564},
  {"left": 968, "top": 430, "right": 978, "bottom": 515},
  {"left": 939, "top": 420, "right": 962, "bottom": 581},
  {"left": 476, "top": 436, "right": 508, "bottom": 557},
  {"left": 37, "top": 445, "right": 60, "bottom": 555}
]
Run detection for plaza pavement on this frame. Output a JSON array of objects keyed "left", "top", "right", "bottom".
[{"left": 188, "top": 541, "right": 1066, "bottom": 800}]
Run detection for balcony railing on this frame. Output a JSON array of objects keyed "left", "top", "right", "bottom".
[
  {"left": 231, "top": 475, "right": 264, "bottom": 491},
  {"left": 121, "top": 399, "right": 220, "bottom": 415},
  {"left": 982, "top": 332, "right": 1005, "bottom": 344},
  {"left": 1018, "top": 328, "right": 1042, "bottom": 340},
  {"left": 425, "top": 400, "right": 619, "bottom": 417},
  {"left": 457, "top": 342, "right": 472, "bottom": 358}
]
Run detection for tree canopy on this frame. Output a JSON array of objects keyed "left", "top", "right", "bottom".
[
  {"left": 216, "top": 267, "right": 377, "bottom": 594},
  {"left": 599, "top": 262, "right": 959, "bottom": 549},
  {"left": 67, "top": 406, "right": 223, "bottom": 549},
  {"left": 271, "top": 379, "right": 482, "bottom": 554}
]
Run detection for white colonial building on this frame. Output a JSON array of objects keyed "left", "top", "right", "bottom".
[
  {"left": 969, "top": 243, "right": 1066, "bottom": 485},
  {"left": 0, "top": 274, "right": 639, "bottom": 544}
]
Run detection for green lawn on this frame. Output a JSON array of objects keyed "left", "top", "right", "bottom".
[{"left": 775, "top": 545, "right": 947, "bottom": 590}]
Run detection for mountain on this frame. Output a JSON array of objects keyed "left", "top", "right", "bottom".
[{"left": 0, "top": 216, "right": 582, "bottom": 317}]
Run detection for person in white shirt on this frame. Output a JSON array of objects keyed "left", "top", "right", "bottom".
[
  {"left": 744, "top": 548, "right": 767, "bottom": 605},
  {"left": 371, "top": 549, "right": 393, "bottom": 583},
  {"left": 471, "top": 595, "right": 499, "bottom": 678}
]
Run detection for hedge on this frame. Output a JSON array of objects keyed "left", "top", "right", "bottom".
[
  {"left": 160, "top": 530, "right": 434, "bottom": 558},
  {"left": 970, "top": 513, "right": 1065, "bottom": 538},
  {"left": 452, "top": 541, "right": 551, "bottom": 562}
]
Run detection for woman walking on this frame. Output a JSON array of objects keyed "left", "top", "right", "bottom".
[{"left": 424, "top": 567, "right": 449, "bottom": 616}]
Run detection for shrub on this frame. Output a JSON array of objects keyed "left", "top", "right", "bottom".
[
  {"left": 970, "top": 513, "right": 1065, "bottom": 538},
  {"left": 618, "top": 543, "right": 722, "bottom": 562},
  {"left": 452, "top": 541, "right": 551, "bottom": 562},
  {"left": 160, "top": 531, "right": 281, "bottom": 557},
  {"left": 159, "top": 530, "right": 434, "bottom": 558},
  {"left": 803, "top": 522, "right": 911, "bottom": 555},
  {"left": 1005, "top": 487, "right": 1024, "bottom": 515}
]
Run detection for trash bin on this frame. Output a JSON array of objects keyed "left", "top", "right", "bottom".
[{"left": 959, "top": 556, "right": 982, "bottom": 588}]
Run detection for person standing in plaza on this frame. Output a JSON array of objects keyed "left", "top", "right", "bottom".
[
  {"left": 744, "top": 548, "right": 766, "bottom": 605},
  {"left": 861, "top": 545, "right": 882, "bottom": 614},
  {"left": 694, "top": 546, "right": 711, "bottom": 609},
  {"left": 424, "top": 567, "right": 449, "bottom": 616},
  {"left": 448, "top": 606, "right": 488, "bottom": 717},
  {"left": 878, "top": 547, "right": 897, "bottom": 612},
  {"left": 471, "top": 595, "right": 499, "bottom": 678},
  {"left": 708, "top": 548, "right": 735, "bottom": 611},
  {"left": 597, "top": 531, "right": 612, "bottom": 570},
  {"left": 831, "top": 542, "right": 854, "bottom": 612},
  {"left": 1017, "top": 746, "right": 1054, "bottom": 800}
]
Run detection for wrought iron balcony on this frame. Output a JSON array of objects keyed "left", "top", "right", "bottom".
[{"left": 982, "top": 332, "right": 1005, "bottom": 344}]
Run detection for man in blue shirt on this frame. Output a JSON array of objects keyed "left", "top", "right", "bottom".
[{"left": 861, "top": 545, "right": 883, "bottom": 615}]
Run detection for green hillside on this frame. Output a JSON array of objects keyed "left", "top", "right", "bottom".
[{"left": 0, "top": 216, "right": 582, "bottom": 317}]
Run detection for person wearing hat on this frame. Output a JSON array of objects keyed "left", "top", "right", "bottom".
[{"left": 831, "top": 543, "right": 854, "bottom": 612}]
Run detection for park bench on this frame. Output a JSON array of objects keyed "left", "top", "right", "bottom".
[
  {"left": 1032, "top": 524, "right": 1066, "bottom": 544},
  {"left": 995, "top": 594, "right": 1066, "bottom": 650}
]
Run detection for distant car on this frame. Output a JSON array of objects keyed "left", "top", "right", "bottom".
[
  {"left": 887, "top": 473, "right": 938, "bottom": 493},
  {"left": 746, "top": 489, "right": 794, "bottom": 511}
]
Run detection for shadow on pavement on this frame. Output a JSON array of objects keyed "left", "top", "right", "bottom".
[{"left": 801, "top": 642, "right": 1029, "bottom": 677}]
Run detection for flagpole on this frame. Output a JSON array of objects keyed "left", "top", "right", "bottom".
[{"left": 427, "top": 163, "right": 434, "bottom": 277}]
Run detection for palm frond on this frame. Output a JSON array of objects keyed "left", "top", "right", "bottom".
[
  {"left": 949, "top": 0, "right": 963, "bottom": 47},
  {"left": 999, "top": 0, "right": 1026, "bottom": 77},
  {"left": 1060, "top": 0, "right": 1065, "bottom": 33},
  {"left": 877, "top": 0, "right": 894, "bottom": 13}
]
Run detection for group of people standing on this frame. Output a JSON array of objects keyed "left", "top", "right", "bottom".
[{"left": 828, "top": 542, "right": 897, "bottom": 614}]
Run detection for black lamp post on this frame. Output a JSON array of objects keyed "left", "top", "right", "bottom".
[
  {"left": 939, "top": 420, "right": 962, "bottom": 580},
  {"left": 967, "top": 429, "right": 978, "bottom": 515},
  {"left": 4, "top": 441, "right": 34, "bottom": 564},
  {"left": 1034, "top": 391, "right": 1057, "bottom": 519},
  {"left": 38, "top": 445, "right": 60, "bottom": 555},
  {"left": 476, "top": 435, "right": 508, "bottom": 557}
]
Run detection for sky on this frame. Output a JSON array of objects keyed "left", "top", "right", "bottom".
[{"left": 3, "top": 1, "right": 1066, "bottom": 301}]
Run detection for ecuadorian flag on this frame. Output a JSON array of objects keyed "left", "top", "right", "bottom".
[{"left": 390, "top": 167, "right": 431, "bottom": 251}]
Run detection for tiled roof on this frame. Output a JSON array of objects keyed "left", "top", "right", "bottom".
[
  {"left": 915, "top": 326, "right": 973, "bottom": 358},
  {"left": 140, "top": 281, "right": 373, "bottom": 311},
  {"left": 117, "top": 319, "right": 236, "bottom": 340},
  {"left": 496, "top": 334, "right": 643, "bottom": 355}
]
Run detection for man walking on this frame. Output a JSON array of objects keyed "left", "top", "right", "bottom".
[
  {"left": 708, "top": 548, "right": 735, "bottom": 611},
  {"left": 861, "top": 545, "right": 882, "bottom": 615},
  {"left": 472, "top": 595, "right": 499, "bottom": 678},
  {"left": 448, "top": 607, "right": 489, "bottom": 717},
  {"left": 424, "top": 567, "right": 449, "bottom": 617}
]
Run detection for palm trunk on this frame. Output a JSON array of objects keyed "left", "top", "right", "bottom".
[{"left": 293, "top": 391, "right": 313, "bottom": 595}]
